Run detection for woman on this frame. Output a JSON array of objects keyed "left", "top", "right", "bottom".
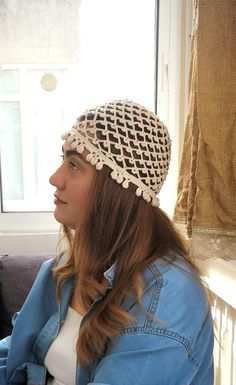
[{"left": 0, "top": 100, "right": 214, "bottom": 385}]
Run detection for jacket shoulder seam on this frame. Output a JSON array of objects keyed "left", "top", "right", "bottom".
[{"left": 120, "top": 327, "right": 199, "bottom": 367}]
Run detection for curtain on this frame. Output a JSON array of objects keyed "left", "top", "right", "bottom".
[{"left": 173, "top": 0, "right": 236, "bottom": 260}]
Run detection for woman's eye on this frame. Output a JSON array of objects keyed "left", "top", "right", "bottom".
[
  {"left": 60, "top": 155, "right": 79, "bottom": 170},
  {"left": 69, "top": 161, "right": 79, "bottom": 170}
]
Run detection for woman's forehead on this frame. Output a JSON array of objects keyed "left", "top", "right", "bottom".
[{"left": 62, "top": 141, "right": 91, "bottom": 164}]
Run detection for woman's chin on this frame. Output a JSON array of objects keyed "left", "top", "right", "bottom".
[
  {"left": 53, "top": 211, "right": 76, "bottom": 229},
  {"left": 53, "top": 209, "right": 65, "bottom": 225}
]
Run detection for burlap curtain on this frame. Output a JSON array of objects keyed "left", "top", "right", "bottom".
[{"left": 173, "top": 0, "right": 236, "bottom": 260}]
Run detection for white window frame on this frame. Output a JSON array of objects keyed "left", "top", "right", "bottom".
[{"left": 157, "top": 0, "right": 192, "bottom": 215}]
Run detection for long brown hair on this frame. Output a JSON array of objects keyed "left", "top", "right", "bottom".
[{"left": 53, "top": 165, "right": 195, "bottom": 367}]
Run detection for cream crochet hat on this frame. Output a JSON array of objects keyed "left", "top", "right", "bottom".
[{"left": 62, "top": 100, "right": 171, "bottom": 207}]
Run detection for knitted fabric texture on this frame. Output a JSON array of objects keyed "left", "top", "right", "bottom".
[{"left": 62, "top": 100, "right": 171, "bottom": 207}]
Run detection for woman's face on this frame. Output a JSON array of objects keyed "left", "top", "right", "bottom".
[{"left": 49, "top": 142, "right": 96, "bottom": 229}]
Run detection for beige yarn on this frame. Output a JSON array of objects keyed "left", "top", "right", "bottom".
[{"left": 62, "top": 100, "right": 171, "bottom": 207}]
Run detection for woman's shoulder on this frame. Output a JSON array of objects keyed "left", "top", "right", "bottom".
[
  {"left": 138, "top": 254, "right": 211, "bottom": 342},
  {"left": 144, "top": 254, "right": 205, "bottom": 301},
  {"left": 33, "top": 256, "right": 57, "bottom": 282},
  {"left": 37, "top": 252, "right": 66, "bottom": 275}
]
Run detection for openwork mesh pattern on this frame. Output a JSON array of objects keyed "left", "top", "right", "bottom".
[{"left": 62, "top": 100, "right": 171, "bottom": 206}]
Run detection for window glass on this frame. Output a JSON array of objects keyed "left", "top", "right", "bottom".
[
  {"left": 0, "top": 0, "right": 157, "bottom": 212},
  {"left": 0, "top": 70, "right": 20, "bottom": 93},
  {"left": 0, "top": 102, "right": 23, "bottom": 202}
]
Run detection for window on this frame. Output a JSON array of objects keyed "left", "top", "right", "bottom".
[
  {"left": 0, "top": 0, "right": 192, "bottom": 253},
  {"left": 0, "top": 0, "right": 158, "bottom": 213},
  {"left": 0, "top": 66, "right": 70, "bottom": 211}
]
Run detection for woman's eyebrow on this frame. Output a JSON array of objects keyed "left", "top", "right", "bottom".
[{"left": 62, "top": 147, "right": 87, "bottom": 164}]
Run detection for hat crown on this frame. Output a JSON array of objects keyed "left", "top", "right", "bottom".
[{"left": 62, "top": 100, "right": 171, "bottom": 206}]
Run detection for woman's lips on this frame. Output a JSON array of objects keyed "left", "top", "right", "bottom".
[{"left": 54, "top": 194, "right": 67, "bottom": 205}]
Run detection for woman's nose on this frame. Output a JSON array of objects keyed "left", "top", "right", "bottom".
[{"left": 49, "top": 165, "right": 65, "bottom": 190}]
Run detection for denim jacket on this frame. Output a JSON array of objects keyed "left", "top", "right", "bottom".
[{"left": 0, "top": 255, "right": 214, "bottom": 385}]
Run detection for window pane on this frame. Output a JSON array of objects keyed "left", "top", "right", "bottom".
[
  {"left": 78, "top": 0, "right": 156, "bottom": 111},
  {"left": 0, "top": 102, "right": 23, "bottom": 201},
  {"left": 0, "top": 70, "right": 20, "bottom": 93},
  {"left": 0, "top": 0, "right": 157, "bottom": 212}
]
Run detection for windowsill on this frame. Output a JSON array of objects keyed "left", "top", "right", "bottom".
[
  {"left": 0, "top": 231, "right": 60, "bottom": 255},
  {"left": 196, "top": 257, "right": 236, "bottom": 309}
]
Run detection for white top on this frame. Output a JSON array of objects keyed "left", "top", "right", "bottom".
[{"left": 44, "top": 307, "right": 83, "bottom": 385}]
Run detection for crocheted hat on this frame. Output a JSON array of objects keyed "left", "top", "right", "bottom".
[{"left": 62, "top": 100, "right": 171, "bottom": 207}]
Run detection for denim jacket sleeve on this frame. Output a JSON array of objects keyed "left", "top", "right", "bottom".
[
  {"left": 0, "top": 312, "right": 20, "bottom": 385},
  {"left": 0, "top": 336, "right": 11, "bottom": 385},
  {"left": 0, "top": 258, "right": 57, "bottom": 385},
  {"left": 86, "top": 259, "right": 214, "bottom": 385}
]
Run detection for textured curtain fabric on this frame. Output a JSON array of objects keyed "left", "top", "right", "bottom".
[{"left": 174, "top": 0, "right": 236, "bottom": 259}]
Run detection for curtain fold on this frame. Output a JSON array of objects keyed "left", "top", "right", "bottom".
[{"left": 174, "top": 0, "right": 236, "bottom": 260}]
